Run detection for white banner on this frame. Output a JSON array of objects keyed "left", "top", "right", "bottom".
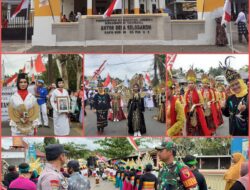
[{"left": 2, "top": 87, "right": 16, "bottom": 121}]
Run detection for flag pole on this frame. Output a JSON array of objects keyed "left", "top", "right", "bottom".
[
  {"left": 229, "top": 21, "right": 234, "bottom": 53},
  {"left": 48, "top": 0, "right": 55, "bottom": 22},
  {"left": 24, "top": 0, "right": 30, "bottom": 53},
  {"left": 121, "top": 0, "right": 124, "bottom": 53}
]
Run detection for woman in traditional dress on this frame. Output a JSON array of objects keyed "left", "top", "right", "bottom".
[
  {"left": 157, "top": 86, "right": 166, "bottom": 123},
  {"left": 8, "top": 73, "right": 39, "bottom": 136},
  {"left": 215, "top": 17, "right": 228, "bottom": 46},
  {"left": 127, "top": 84, "right": 146, "bottom": 137},
  {"left": 50, "top": 78, "right": 70, "bottom": 136},
  {"left": 221, "top": 57, "right": 248, "bottom": 136},
  {"left": 145, "top": 87, "right": 154, "bottom": 111}
]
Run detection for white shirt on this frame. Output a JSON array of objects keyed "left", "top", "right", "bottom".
[{"left": 236, "top": 11, "right": 247, "bottom": 23}]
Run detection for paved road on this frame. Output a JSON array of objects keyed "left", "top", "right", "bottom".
[
  {"left": 1, "top": 117, "right": 83, "bottom": 136},
  {"left": 89, "top": 177, "right": 116, "bottom": 190},
  {"left": 214, "top": 116, "right": 230, "bottom": 136},
  {"left": 84, "top": 106, "right": 166, "bottom": 136}
]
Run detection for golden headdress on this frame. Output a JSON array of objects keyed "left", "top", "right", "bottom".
[
  {"left": 201, "top": 74, "right": 210, "bottom": 84},
  {"left": 186, "top": 66, "right": 196, "bottom": 82}
]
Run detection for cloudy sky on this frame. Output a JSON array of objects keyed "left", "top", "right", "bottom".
[
  {"left": 84, "top": 54, "right": 155, "bottom": 80},
  {"left": 172, "top": 54, "right": 248, "bottom": 72},
  {"left": 2, "top": 137, "right": 101, "bottom": 150}
]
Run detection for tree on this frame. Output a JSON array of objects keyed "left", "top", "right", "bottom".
[
  {"left": 44, "top": 137, "right": 59, "bottom": 146},
  {"left": 94, "top": 138, "right": 134, "bottom": 159},
  {"left": 64, "top": 142, "right": 90, "bottom": 160},
  {"left": 152, "top": 54, "right": 166, "bottom": 86}
]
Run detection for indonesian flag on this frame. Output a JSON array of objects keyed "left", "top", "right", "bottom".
[
  {"left": 145, "top": 73, "right": 151, "bottom": 85},
  {"left": 39, "top": 0, "right": 49, "bottom": 7},
  {"left": 127, "top": 137, "right": 139, "bottom": 151},
  {"left": 166, "top": 54, "right": 177, "bottom": 71},
  {"left": 11, "top": 0, "right": 29, "bottom": 19},
  {"left": 221, "top": 0, "right": 231, "bottom": 25},
  {"left": 103, "top": 0, "right": 122, "bottom": 18},
  {"left": 103, "top": 73, "right": 111, "bottom": 87},
  {"left": 6, "top": 74, "right": 18, "bottom": 87},
  {"left": 35, "top": 54, "right": 46, "bottom": 73}
]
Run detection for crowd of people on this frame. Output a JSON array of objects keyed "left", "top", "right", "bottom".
[
  {"left": 166, "top": 57, "right": 248, "bottom": 136},
  {"left": 7, "top": 73, "right": 83, "bottom": 136},
  {"left": 3, "top": 142, "right": 248, "bottom": 190},
  {"left": 84, "top": 81, "right": 166, "bottom": 136}
]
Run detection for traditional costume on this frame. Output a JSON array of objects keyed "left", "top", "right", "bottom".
[
  {"left": 166, "top": 73, "right": 185, "bottom": 137},
  {"left": 145, "top": 88, "right": 154, "bottom": 110},
  {"left": 50, "top": 78, "right": 70, "bottom": 136},
  {"left": 134, "top": 167, "right": 143, "bottom": 190},
  {"left": 127, "top": 84, "right": 146, "bottom": 136},
  {"left": 157, "top": 87, "right": 166, "bottom": 123},
  {"left": 184, "top": 69, "right": 211, "bottom": 136},
  {"left": 108, "top": 89, "right": 126, "bottom": 122},
  {"left": 221, "top": 57, "right": 248, "bottom": 136},
  {"left": 8, "top": 73, "right": 39, "bottom": 136},
  {"left": 200, "top": 74, "right": 217, "bottom": 132},
  {"left": 93, "top": 83, "right": 111, "bottom": 133}
]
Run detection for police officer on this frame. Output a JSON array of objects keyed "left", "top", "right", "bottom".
[
  {"left": 156, "top": 141, "right": 198, "bottom": 190},
  {"left": 37, "top": 144, "right": 69, "bottom": 190},
  {"left": 183, "top": 155, "right": 208, "bottom": 190}
]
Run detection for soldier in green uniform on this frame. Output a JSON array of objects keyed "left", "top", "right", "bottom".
[{"left": 156, "top": 142, "right": 198, "bottom": 190}]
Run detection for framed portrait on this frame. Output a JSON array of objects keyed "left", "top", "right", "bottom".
[{"left": 56, "top": 96, "right": 70, "bottom": 113}]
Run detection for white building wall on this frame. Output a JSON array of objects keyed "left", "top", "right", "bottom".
[{"left": 62, "top": 0, "right": 74, "bottom": 17}]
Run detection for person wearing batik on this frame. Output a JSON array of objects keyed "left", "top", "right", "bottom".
[
  {"left": 235, "top": 9, "right": 248, "bottom": 43},
  {"left": 156, "top": 142, "right": 198, "bottom": 190},
  {"left": 221, "top": 57, "right": 248, "bottom": 136},
  {"left": 184, "top": 69, "right": 211, "bottom": 136},
  {"left": 157, "top": 86, "right": 166, "bottom": 123},
  {"left": 210, "top": 78, "right": 224, "bottom": 127},
  {"left": 8, "top": 73, "right": 39, "bottom": 136},
  {"left": 166, "top": 73, "right": 185, "bottom": 137},
  {"left": 93, "top": 82, "right": 111, "bottom": 133},
  {"left": 127, "top": 84, "right": 146, "bottom": 137},
  {"left": 109, "top": 87, "right": 126, "bottom": 122},
  {"left": 200, "top": 74, "right": 217, "bottom": 132}
]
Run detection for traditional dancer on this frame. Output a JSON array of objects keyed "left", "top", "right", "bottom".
[
  {"left": 157, "top": 86, "right": 166, "bottom": 123},
  {"left": 184, "top": 68, "right": 211, "bottom": 136},
  {"left": 145, "top": 87, "right": 154, "bottom": 111},
  {"left": 109, "top": 87, "right": 126, "bottom": 122},
  {"left": 50, "top": 78, "right": 70, "bottom": 136},
  {"left": 127, "top": 84, "right": 146, "bottom": 137},
  {"left": 93, "top": 82, "right": 111, "bottom": 133},
  {"left": 8, "top": 73, "right": 39, "bottom": 136},
  {"left": 166, "top": 73, "right": 185, "bottom": 137}
]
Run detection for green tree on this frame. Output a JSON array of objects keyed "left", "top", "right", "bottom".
[
  {"left": 44, "top": 137, "right": 59, "bottom": 146},
  {"left": 94, "top": 138, "right": 134, "bottom": 159},
  {"left": 64, "top": 142, "right": 90, "bottom": 160}
]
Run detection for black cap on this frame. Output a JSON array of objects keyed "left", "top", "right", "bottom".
[
  {"left": 67, "top": 160, "right": 80, "bottom": 171},
  {"left": 183, "top": 155, "right": 198, "bottom": 167},
  {"left": 45, "top": 144, "right": 68, "bottom": 161}
]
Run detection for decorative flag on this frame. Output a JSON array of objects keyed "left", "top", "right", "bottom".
[
  {"left": 6, "top": 74, "right": 18, "bottom": 87},
  {"left": 29, "top": 58, "right": 36, "bottom": 82},
  {"left": 11, "top": 0, "right": 29, "bottom": 19},
  {"left": 103, "top": 73, "right": 111, "bottom": 87},
  {"left": 221, "top": 0, "right": 231, "bottom": 25},
  {"left": 39, "top": 0, "right": 49, "bottom": 7},
  {"left": 35, "top": 54, "right": 46, "bottom": 73},
  {"left": 22, "top": 65, "right": 26, "bottom": 73},
  {"left": 166, "top": 54, "right": 177, "bottom": 71},
  {"left": 127, "top": 137, "right": 139, "bottom": 151},
  {"left": 145, "top": 73, "right": 151, "bottom": 84},
  {"left": 92, "top": 60, "right": 107, "bottom": 80},
  {"left": 103, "top": 0, "right": 122, "bottom": 18}
]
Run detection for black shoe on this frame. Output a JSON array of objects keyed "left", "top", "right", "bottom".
[{"left": 44, "top": 125, "right": 50, "bottom": 128}]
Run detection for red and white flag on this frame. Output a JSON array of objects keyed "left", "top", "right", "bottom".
[
  {"left": 103, "top": 0, "right": 122, "bottom": 18},
  {"left": 103, "top": 73, "right": 111, "bottom": 87},
  {"left": 127, "top": 137, "right": 139, "bottom": 151},
  {"left": 35, "top": 54, "right": 46, "bottom": 73},
  {"left": 6, "top": 74, "right": 18, "bottom": 87},
  {"left": 11, "top": 0, "right": 29, "bottom": 19},
  {"left": 145, "top": 73, "right": 151, "bottom": 85},
  {"left": 221, "top": 0, "right": 231, "bottom": 25},
  {"left": 166, "top": 54, "right": 177, "bottom": 71}
]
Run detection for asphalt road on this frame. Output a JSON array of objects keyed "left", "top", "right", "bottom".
[
  {"left": 1, "top": 117, "right": 83, "bottom": 136},
  {"left": 84, "top": 106, "right": 166, "bottom": 137}
]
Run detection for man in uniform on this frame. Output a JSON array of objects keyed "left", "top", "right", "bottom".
[
  {"left": 183, "top": 155, "right": 207, "bottom": 190},
  {"left": 156, "top": 141, "right": 198, "bottom": 190},
  {"left": 37, "top": 144, "right": 69, "bottom": 190}
]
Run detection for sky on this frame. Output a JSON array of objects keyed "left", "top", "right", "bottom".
[
  {"left": 172, "top": 54, "right": 248, "bottom": 72},
  {"left": 84, "top": 54, "right": 155, "bottom": 80},
  {"left": 2, "top": 137, "right": 101, "bottom": 150},
  {"left": 2, "top": 54, "right": 48, "bottom": 76}
]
